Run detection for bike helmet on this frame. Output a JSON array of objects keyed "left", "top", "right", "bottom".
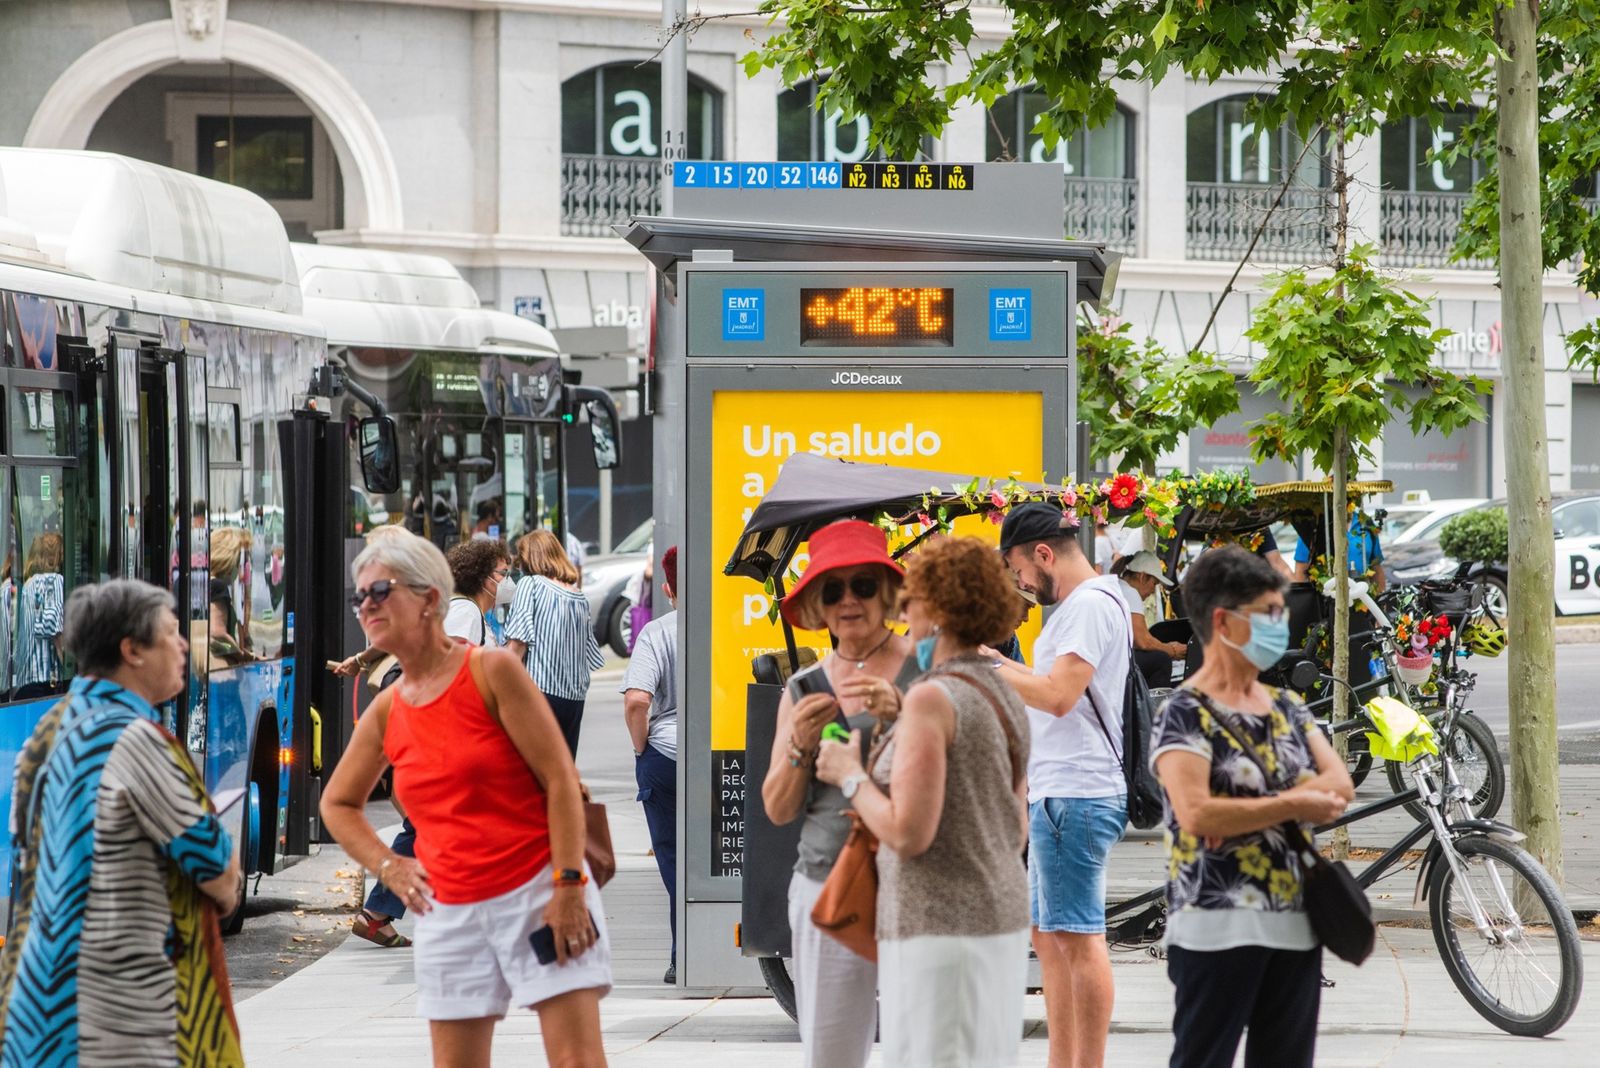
[{"left": 1462, "top": 620, "right": 1507, "bottom": 657}]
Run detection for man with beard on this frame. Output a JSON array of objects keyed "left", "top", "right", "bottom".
[{"left": 990, "top": 501, "right": 1130, "bottom": 1068}]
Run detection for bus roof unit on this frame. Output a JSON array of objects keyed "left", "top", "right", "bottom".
[
  {"left": 0, "top": 147, "right": 302, "bottom": 315},
  {"left": 292, "top": 243, "right": 559, "bottom": 356}
]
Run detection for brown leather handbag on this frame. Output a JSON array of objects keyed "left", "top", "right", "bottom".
[
  {"left": 810, "top": 735, "right": 886, "bottom": 961},
  {"left": 810, "top": 812, "right": 881, "bottom": 960},
  {"left": 580, "top": 783, "right": 616, "bottom": 888}
]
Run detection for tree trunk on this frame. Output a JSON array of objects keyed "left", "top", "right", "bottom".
[
  {"left": 1497, "top": 0, "right": 1563, "bottom": 882},
  {"left": 1330, "top": 431, "right": 1351, "bottom": 861},
  {"left": 1330, "top": 125, "right": 1352, "bottom": 861}
]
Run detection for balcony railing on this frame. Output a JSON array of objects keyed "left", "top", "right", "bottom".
[
  {"left": 1381, "top": 191, "right": 1495, "bottom": 270},
  {"left": 561, "top": 154, "right": 661, "bottom": 237},
  {"left": 1064, "top": 176, "right": 1138, "bottom": 252},
  {"left": 1186, "top": 182, "right": 1333, "bottom": 264}
]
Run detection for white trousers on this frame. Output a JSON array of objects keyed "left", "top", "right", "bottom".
[
  {"left": 877, "top": 928, "right": 1029, "bottom": 1068},
  {"left": 787, "top": 870, "right": 877, "bottom": 1068}
]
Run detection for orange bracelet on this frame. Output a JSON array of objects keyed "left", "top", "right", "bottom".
[{"left": 553, "top": 868, "right": 588, "bottom": 887}]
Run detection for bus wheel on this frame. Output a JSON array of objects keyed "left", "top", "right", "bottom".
[{"left": 758, "top": 956, "right": 797, "bottom": 1022}]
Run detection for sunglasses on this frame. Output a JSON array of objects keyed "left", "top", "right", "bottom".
[
  {"left": 350, "top": 579, "right": 425, "bottom": 615},
  {"left": 821, "top": 575, "right": 880, "bottom": 606}
]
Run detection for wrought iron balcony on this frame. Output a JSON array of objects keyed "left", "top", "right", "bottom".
[
  {"left": 561, "top": 154, "right": 661, "bottom": 237},
  {"left": 1185, "top": 182, "right": 1333, "bottom": 264},
  {"left": 1381, "top": 190, "right": 1495, "bottom": 270},
  {"left": 1064, "top": 176, "right": 1138, "bottom": 252}
]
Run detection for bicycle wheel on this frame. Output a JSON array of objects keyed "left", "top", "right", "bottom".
[
  {"left": 1428, "top": 834, "right": 1583, "bottom": 1037},
  {"left": 1387, "top": 713, "right": 1504, "bottom": 822}
]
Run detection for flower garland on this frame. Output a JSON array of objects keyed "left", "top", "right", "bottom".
[{"left": 887, "top": 469, "right": 1258, "bottom": 551}]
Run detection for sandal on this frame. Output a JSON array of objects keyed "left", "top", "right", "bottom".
[{"left": 352, "top": 909, "right": 412, "bottom": 948}]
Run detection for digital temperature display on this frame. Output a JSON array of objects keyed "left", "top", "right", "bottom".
[{"left": 800, "top": 287, "right": 954, "bottom": 347}]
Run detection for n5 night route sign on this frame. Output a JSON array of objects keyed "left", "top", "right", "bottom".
[{"left": 674, "top": 161, "right": 975, "bottom": 192}]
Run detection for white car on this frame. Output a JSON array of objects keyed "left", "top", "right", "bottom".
[
  {"left": 580, "top": 517, "right": 654, "bottom": 656},
  {"left": 1377, "top": 496, "right": 1488, "bottom": 546}
]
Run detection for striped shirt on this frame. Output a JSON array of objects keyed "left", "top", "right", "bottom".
[
  {"left": 505, "top": 575, "right": 605, "bottom": 700},
  {"left": 15, "top": 573, "right": 62, "bottom": 688}
]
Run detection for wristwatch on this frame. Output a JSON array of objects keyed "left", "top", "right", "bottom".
[{"left": 841, "top": 774, "right": 866, "bottom": 801}]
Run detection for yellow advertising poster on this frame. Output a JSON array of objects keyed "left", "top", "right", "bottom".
[{"left": 705, "top": 388, "right": 1046, "bottom": 873}]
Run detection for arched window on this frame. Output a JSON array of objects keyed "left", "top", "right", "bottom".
[
  {"left": 775, "top": 79, "right": 931, "bottom": 161},
  {"left": 985, "top": 89, "right": 1135, "bottom": 179},
  {"left": 1381, "top": 109, "right": 1480, "bottom": 193},
  {"left": 1186, "top": 95, "right": 1324, "bottom": 186},
  {"left": 561, "top": 63, "right": 723, "bottom": 159}
]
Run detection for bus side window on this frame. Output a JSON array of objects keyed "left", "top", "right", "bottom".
[{"left": 12, "top": 467, "right": 68, "bottom": 701}]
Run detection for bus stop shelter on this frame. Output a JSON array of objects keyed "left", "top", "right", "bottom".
[{"left": 623, "top": 164, "right": 1118, "bottom": 990}]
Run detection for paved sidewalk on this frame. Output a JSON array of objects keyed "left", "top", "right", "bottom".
[{"left": 237, "top": 766, "right": 1600, "bottom": 1066}]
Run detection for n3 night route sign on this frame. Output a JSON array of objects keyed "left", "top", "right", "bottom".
[{"left": 674, "top": 160, "right": 976, "bottom": 192}]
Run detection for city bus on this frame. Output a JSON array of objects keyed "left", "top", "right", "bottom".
[{"left": 0, "top": 148, "right": 620, "bottom": 929}]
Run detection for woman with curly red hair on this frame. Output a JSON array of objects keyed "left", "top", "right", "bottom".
[{"left": 816, "top": 535, "right": 1030, "bottom": 1067}]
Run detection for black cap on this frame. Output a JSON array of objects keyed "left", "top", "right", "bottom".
[{"left": 999, "top": 501, "right": 1074, "bottom": 553}]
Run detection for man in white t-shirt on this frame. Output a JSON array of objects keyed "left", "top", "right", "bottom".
[
  {"left": 992, "top": 502, "right": 1130, "bottom": 1068},
  {"left": 620, "top": 546, "right": 678, "bottom": 984}
]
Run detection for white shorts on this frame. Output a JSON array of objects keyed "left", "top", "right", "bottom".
[{"left": 412, "top": 865, "right": 613, "bottom": 1020}]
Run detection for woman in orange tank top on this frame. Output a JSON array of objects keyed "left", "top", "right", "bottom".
[{"left": 322, "top": 529, "right": 609, "bottom": 1068}]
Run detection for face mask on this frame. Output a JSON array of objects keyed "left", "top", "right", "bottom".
[
  {"left": 1220, "top": 610, "right": 1290, "bottom": 671},
  {"left": 915, "top": 626, "right": 941, "bottom": 672},
  {"left": 495, "top": 576, "right": 516, "bottom": 608}
]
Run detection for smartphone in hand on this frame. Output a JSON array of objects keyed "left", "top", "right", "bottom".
[
  {"left": 529, "top": 912, "right": 598, "bottom": 965},
  {"left": 787, "top": 666, "right": 835, "bottom": 705}
]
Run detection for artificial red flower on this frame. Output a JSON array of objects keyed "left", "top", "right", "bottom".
[{"left": 1108, "top": 473, "right": 1140, "bottom": 510}]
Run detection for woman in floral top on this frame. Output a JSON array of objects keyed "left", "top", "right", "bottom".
[{"left": 1151, "top": 545, "right": 1354, "bottom": 1068}]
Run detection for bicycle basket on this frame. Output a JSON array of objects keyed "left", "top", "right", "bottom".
[{"left": 1419, "top": 582, "right": 1478, "bottom": 628}]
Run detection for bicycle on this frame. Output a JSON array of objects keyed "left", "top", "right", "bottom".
[
  {"left": 1107, "top": 681, "right": 1583, "bottom": 1038},
  {"left": 1290, "top": 575, "right": 1506, "bottom": 821}
]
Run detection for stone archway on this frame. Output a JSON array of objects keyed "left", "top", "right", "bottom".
[{"left": 23, "top": 19, "right": 404, "bottom": 230}]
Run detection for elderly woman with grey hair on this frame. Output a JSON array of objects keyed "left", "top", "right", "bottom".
[
  {"left": 321, "top": 527, "right": 609, "bottom": 1068},
  {"left": 0, "top": 580, "right": 245, "bottom": 1066}
]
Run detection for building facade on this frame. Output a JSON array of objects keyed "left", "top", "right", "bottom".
[{"left": 2, "top": 0, "right": 1596, "bottom": 528}]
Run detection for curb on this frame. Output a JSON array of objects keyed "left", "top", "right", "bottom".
[{"left": 1556, "top": 624, "right": 1600, "bottom": 645}]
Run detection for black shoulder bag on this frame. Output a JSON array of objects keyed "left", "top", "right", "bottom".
[{"left": 1202, "top": 692, "right": 1375, "bottom": 965}]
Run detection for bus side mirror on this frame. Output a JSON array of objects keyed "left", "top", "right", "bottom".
[
  {"left": 587, "top": 399, "right": 621, "bottom": 471},
  {"left": 358, "top": 416, "right": 401, "bottom": 494}
]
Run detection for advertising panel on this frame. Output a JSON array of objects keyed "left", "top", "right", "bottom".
[{"left": 705, "top": 388, "right": 1045, "bottom": 876}]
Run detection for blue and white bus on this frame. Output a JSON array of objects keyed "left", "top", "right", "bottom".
[{"left": 0, "top": 148, "right": 621, "bottom": 930}]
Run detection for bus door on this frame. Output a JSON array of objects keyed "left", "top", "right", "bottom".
[
  {"left": 501, "top": 420, "right": 565, "bottom": 548},
  {"left": 110, "top": 336, "right": 207, "bottom": 746}
]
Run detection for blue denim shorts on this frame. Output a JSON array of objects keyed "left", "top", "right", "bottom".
[{"left": 1029, "top": 795, "right": 1127, "bottom": 934}]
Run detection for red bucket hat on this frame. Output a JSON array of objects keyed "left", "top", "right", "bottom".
[{"left": 780, "top": 519, "right": 905, "bottom": 630}]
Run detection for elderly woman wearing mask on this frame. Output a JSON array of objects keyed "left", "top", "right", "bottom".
[
  {"left": 1152, "top": 545, "right": 1354, "bottom": 1068},
  {"left": 0, "top": 580, "right": 245, "bottom": 1066},
  {"left": 760, "top": 519, "right": 914, "bottom": 1068}
]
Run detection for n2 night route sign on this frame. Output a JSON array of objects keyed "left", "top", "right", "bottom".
[{"left": 674, "top": 161, "right": 976, "bottom": 192}]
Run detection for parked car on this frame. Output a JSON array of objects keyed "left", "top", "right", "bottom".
[
  {"left": 581, "top": 517, "right": 653, "bottom": 657},
  {"left": 1377, "top": 494, "right": 1488, "bottom": 546},
  {"left": 1378, "top": 493, "right": 1600, "bottom": 618}
]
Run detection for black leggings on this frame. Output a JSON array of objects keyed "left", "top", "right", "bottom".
[
  {"left": 544, "top": 693, "right": 584, "bottom": 758},
  {"left": 1167, "top": 943, "right": 1322, "bottom": 1068}
]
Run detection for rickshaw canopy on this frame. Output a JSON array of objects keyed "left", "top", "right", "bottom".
[{"left": 724, "top": 453, "right": 1065, "bottom": 584}]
